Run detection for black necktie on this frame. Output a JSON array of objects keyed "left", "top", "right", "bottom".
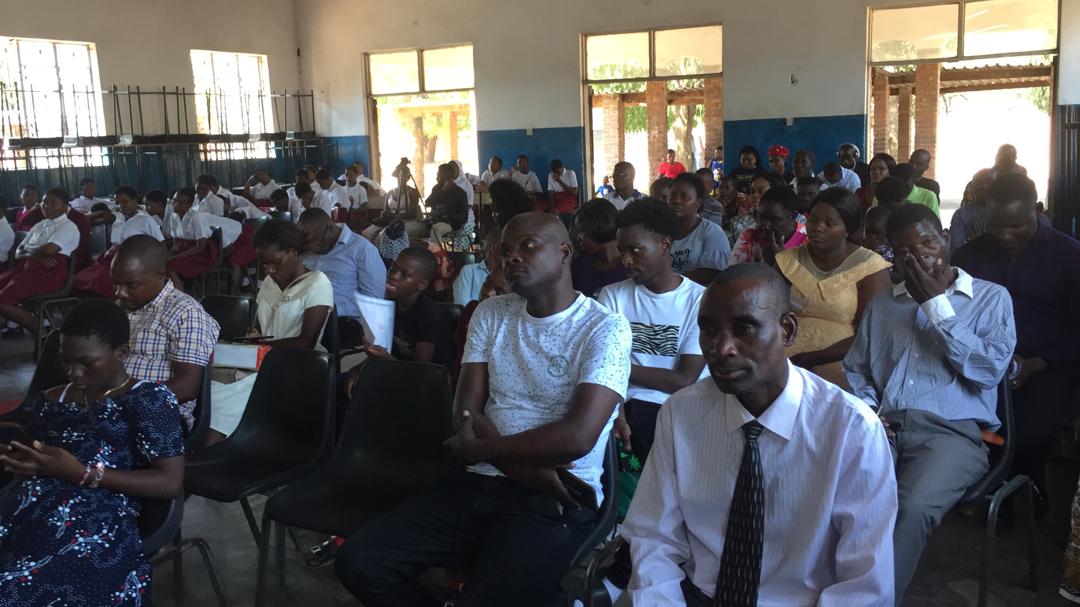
[{"left": 714, "top": 420, "right": 765, "bottom": 607}]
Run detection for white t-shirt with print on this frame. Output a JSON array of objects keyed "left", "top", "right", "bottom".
[
  {"left": 463, "top": 292, "right": 632, "bottom": 502},
  {"left": 343, "top": 182, "right": 369, "bottom": 209},
  {"left": 510, "top": 170, "right": 542, "bottom": 193},
  {"left": 671, "top": 218, "right": 731, "bottom": 275},
  {"left": 598, "top": 277, "right": 707, "bottom": 405}
]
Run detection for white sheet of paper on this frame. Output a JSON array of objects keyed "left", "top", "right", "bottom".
[{"left": 355, "top": 293, "right": 395, "bottom": 350}]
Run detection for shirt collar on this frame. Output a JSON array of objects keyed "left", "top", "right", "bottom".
[
  {"left": 134, "top": 280, "right": 175, "bottom": 315},
  {"left": 724, "top": 361, "right": 803, "bottom": 441},
  {"left": 892, "top": 266, "right": 974, "bottom": 299}
]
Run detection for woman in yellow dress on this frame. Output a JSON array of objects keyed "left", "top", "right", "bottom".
[{"left": 775, "top": 187, "right": 892, "bottom": 388}]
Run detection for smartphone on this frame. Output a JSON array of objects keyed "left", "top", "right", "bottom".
[
  {"left": 556, "top": 468, "right": 598, "bottom": 512},
  {"left": 0, "top": 422, "right": 33, "bottom": 446}
]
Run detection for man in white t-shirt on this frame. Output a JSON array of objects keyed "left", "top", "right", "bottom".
[
  {"left": 598, "top": 198, "right": 707, "bottom": 462},
  {"left": 342, "top": 164, "right": 369, "bottom": 210},
  {"left": 510, "top": 154, "right": 543, "bottom": 196},
  {"left": 335, "top": 212, "right": 632, "bottom": 607},
  {"left": 479, "top": 155, "right": 511, "bottom": 186},
  {"left": 69, "top": 177, "right": 111, "bottom": 214}
]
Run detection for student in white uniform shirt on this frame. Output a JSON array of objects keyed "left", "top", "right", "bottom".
[
  {"left": 597, "top": 199, "right": 707, "bottom": 464},
  {"left": 166, "top": 187, "right": 219, "bottom": 291},
  {"left": 74, "top": 185, "right": 165, "bottom": 298},
  {"left": 288, "top": 168, "right": 314, "bottom": 207},
  {"left": 0, "top": 216, "right": 14, "bottom": 267},
  {"left": 69, "top": 177, "right": 111, "bottom": 213},
  {"left": 244, "top": 168, "right": 280, "bottom": 201},
  {"left": 194, "top": 175, "right": 228, "bottom": 216},
  {"left": 479, "top": 156, "right": 511, "bottom": 186},
  {"left": 0, "top": 188, "right": 81, "bottom": 334},
  {"left": 622, "top": 263, "right": 897, "bottom": 607},
  {"left": 510, "top": 154, "right": 542, "bottom": 196},
  {"left": 314, "top": 168, "right": 347, "bottom": 214},
  {"left": 338, "top": 160, "right": 382, "bottom": 194},
  {"left": 343, "top": 164, "right": 369, "bottom": 209},
  {"left": 290, "top": 182, "right": 321, "bottom": 220}
]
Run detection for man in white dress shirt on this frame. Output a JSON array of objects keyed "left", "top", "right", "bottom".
[
  {"left": 623, "top": 262, "right": 897, "bottom": 606},
  {"left": 69, "top": 177, "right": 111, "bottom": 214},
  {"left": 194, "top": 175, "right": 228, "bottom": 216},
  {"left": 819, "top": 161, "right": 862, "bottom": 194},
  {"left": 603, "top": 161, "right": 644, "bottom": 211},
  {"left": 315, "top": 168, "right": 348, "bottom": 213}
]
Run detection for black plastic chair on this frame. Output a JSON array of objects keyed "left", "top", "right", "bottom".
[
  {"left": 20, "top": 330, "right": 66, "bottom": 408},
  {"left": 198, "top": 227, "right": 230, "bottom": 297},
  {"left": 3, "top": 207, "right": 17, "bottom": 225},
  {"left": 7, "top": 231, "right": 26, "bottom": 264},
  {"left": 89, "top": 222, "right": 110, "bottom": 257},
  {"left": 446, "top": 251, "right": 476, "bottom": 273},
  {"left": 201, "top": 295, "right": 255, "bottom": 341},
  {"left": 956, "top": 379, "right": 1038, "bottom": 607},
  {"left": 184, "top": 347, "right": 336, "bottom": 548},
  {"left": 253, "top": 358, "right": 454, "bottom": 604},
  {"left": 24, "top": 253, "right": 80, "bottom": 361},
  {"left": 320, "top": 306, "right": 340, "bottom": 359},
  {"left": 140, "top": 495, "right": 230, "bottom": 606},
  {"left": 185, "top": 365, "right": 212, "bottom": 454},
  {"left": 438, "top": 302, "right": 464, "bottom": 335}
]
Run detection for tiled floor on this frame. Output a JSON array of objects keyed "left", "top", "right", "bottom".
[{"left": 1, "top": 331, "right": 1077, "bottom": 606}]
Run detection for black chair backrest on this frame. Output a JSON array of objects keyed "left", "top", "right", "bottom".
[
  {"left": 320, "top": 306, "right": 339, "bottom": 357},
  {"left": 438, "top": 302, "right": 464, "bottom": 335},
  {"left": 90, "top": 222, "right": 109, "bottom": 256},
  {"left": 228, "top": 347, "right": 336, "bottom": 466},
  {"left": 201, "top": 295, "right": 255, "bottom": 341},
  {"left": 244, "top": 216, "right": 268, "bottom": 233},
  {"left": 446, "top": 251, "right": 476, "bottom": 272},
  {"left": 4, "top": 207, "right": 17, "bottom": 225},
  {"left": 570, "top": 436, "right": 619, "bottom": 567},
  {"left": 960, "top": 379, "right": 1015, "bottom": 503},
  {"left": 139, "top": 494, "right": 184, "bottom": 556},
  {"left": 334, "top": 359, "right": 454, "bottom": 508},
  {"left": 185, "top": 365, "right": 212, "bottom": 453},
  {"left": 19, "top": 331, "right": 66, "bottom": 408},
  {"left": 210, "top": 226, "right": 225, "bottom": 264}
]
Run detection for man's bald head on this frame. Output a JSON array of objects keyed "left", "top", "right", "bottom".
[
  {"left": 115, "top": 234, "right": 168, "bottom": 273},
  {"left": 111, "top": 235, "right": 169, "bottom": 311},
  {"left": 297, "top": 208, "right": 337, "bottom": 255},
  {"left": 501, "top": 212, "right": 574, "bottom": 298},
  {"left": 709, "top": 262, "right": 791, "bottom": 316}
]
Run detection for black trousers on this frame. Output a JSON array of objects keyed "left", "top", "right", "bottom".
[
  {"left": 1012, "top": 362, "right": 1080, "bottom": 483},
  {"left": 338, "top": 316, "right": 367, "bottom": 349},
  {"left": 625, "top": 399, "right": 662, "bottom": 464},
  {"left": 335, "top": 468, "right": 597, "bottom": 607}
]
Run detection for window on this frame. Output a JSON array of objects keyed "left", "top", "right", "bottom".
[
  {"left": 583, "top": 26, "right": 723, "bottom": 82},
  {"left": 368, "top": 45, "right": 474, "bottom": 95},
  {"left": 870, "top": 0, "right": 1059, "bottom": 64},
  {"left": 190, "top": 50, "right": 274, "bottom": 160},
  {"left": 190, "top": 50, "right": 273, "bottom": 135}
]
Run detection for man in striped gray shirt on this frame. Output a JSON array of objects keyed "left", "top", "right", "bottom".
[{"left": 843, "top": 203, "right": 1017, "bottom": 603}]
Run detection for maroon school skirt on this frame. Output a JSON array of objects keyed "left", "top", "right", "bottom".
[
  {"left": 73, "top": 247, "right": 118, "bottom": 298},
  {"left": 0, "top": 255, "right": 70, "bottom": 305},
  {"left": 227, "top": 225, "right": 256, "bottom": 267},
  {"left": 167, "top": 239, "right": 221, "bottom": 279}
]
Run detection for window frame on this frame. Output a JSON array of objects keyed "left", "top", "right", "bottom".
[
  {"left": 364, "top": 44, "right": 476, "bottom": 98},
  {"left": 581, "top": 23, "right": 724, "bottom": 85},
  {"left": 189, "top": 48, "right": 274, "bottom": 136},
  {"left": 867, "top": 0, "right": 1061, "bottom": 67}
]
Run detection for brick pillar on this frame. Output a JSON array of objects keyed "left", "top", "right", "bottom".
[
  {"left": 897, "top": 85, "right": 913, "bottom": 163},
  {"left": 600, "top": 95, "right": 625, "bottom": 177},
  {"left": 703, "top": 77, "right": 724, "bottom": 155},
  {"left": 872, "top": 70, "right": 890, "bottom": 155},
  {"left": 645, "top": 80, "right": 668, "bottom": 179},
  {"left": 914, "top": 63, "right": 941, "bottom": 178}
]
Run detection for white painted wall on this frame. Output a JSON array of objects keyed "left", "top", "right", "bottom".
[
  {"left": 298, "top": 0, "right": 885, "bottom": 137},
  {"left": 1059, "top": 0, "right": 1080, "bottom": 105},
  {"left": 1, "top": 0, "right": 301, "bottom": 134}
]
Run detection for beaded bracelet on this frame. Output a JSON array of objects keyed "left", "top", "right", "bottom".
[
  {"left": 88, "top": 462, "right": 106, "bottom": 489},
  {"left": 78, "top": 462, "right": 94, "bottom": 487}
]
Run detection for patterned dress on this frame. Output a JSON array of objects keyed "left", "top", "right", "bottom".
[{"left": 0, "top": 381, "right": 184, "bottom": 606}]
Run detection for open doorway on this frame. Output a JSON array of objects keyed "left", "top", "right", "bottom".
[
  {"left": 583, "top": 26, "right": 722, "bottom": 195},
  {"left": 867, "top": 0, "right": 1058, "bottom": 225},
  {"left": 366, "top": 45, "right": 476, "bottom": 199}
]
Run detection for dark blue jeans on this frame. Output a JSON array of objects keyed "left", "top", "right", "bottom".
[{"left": 335, "top": 468, "right": 597, "bottom": 607}]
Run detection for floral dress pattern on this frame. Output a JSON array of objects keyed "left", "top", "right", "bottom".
[{"left": 0, "top": 381, "right": 184, "bottom": 606}]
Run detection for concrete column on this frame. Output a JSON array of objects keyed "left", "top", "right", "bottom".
[
  {"left": 600, "top": 95, "right": 625, "bottom": 177},
  {"left": 872, "top": 70, "right": 890, "bottom": 155},
  {"left": 646, "top": 80, "right": 668, "bottom": 178},
  {"left": 914, "top": 63, "right": 941, "bottom": 178},
  {"left": 704, "top": 77, "right": 724, "bottom": 154},
  {"left": 898, "top": 85, "right": 913, "bottom": 163}
]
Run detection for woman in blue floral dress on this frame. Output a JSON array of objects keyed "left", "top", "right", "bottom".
[{"left": 0, "top": 299, "right": 185, "bottom": 606}]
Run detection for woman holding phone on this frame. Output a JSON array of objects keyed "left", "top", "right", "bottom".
[{"left": 0, "top": 300, "right": 185, "bottom": 605}]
